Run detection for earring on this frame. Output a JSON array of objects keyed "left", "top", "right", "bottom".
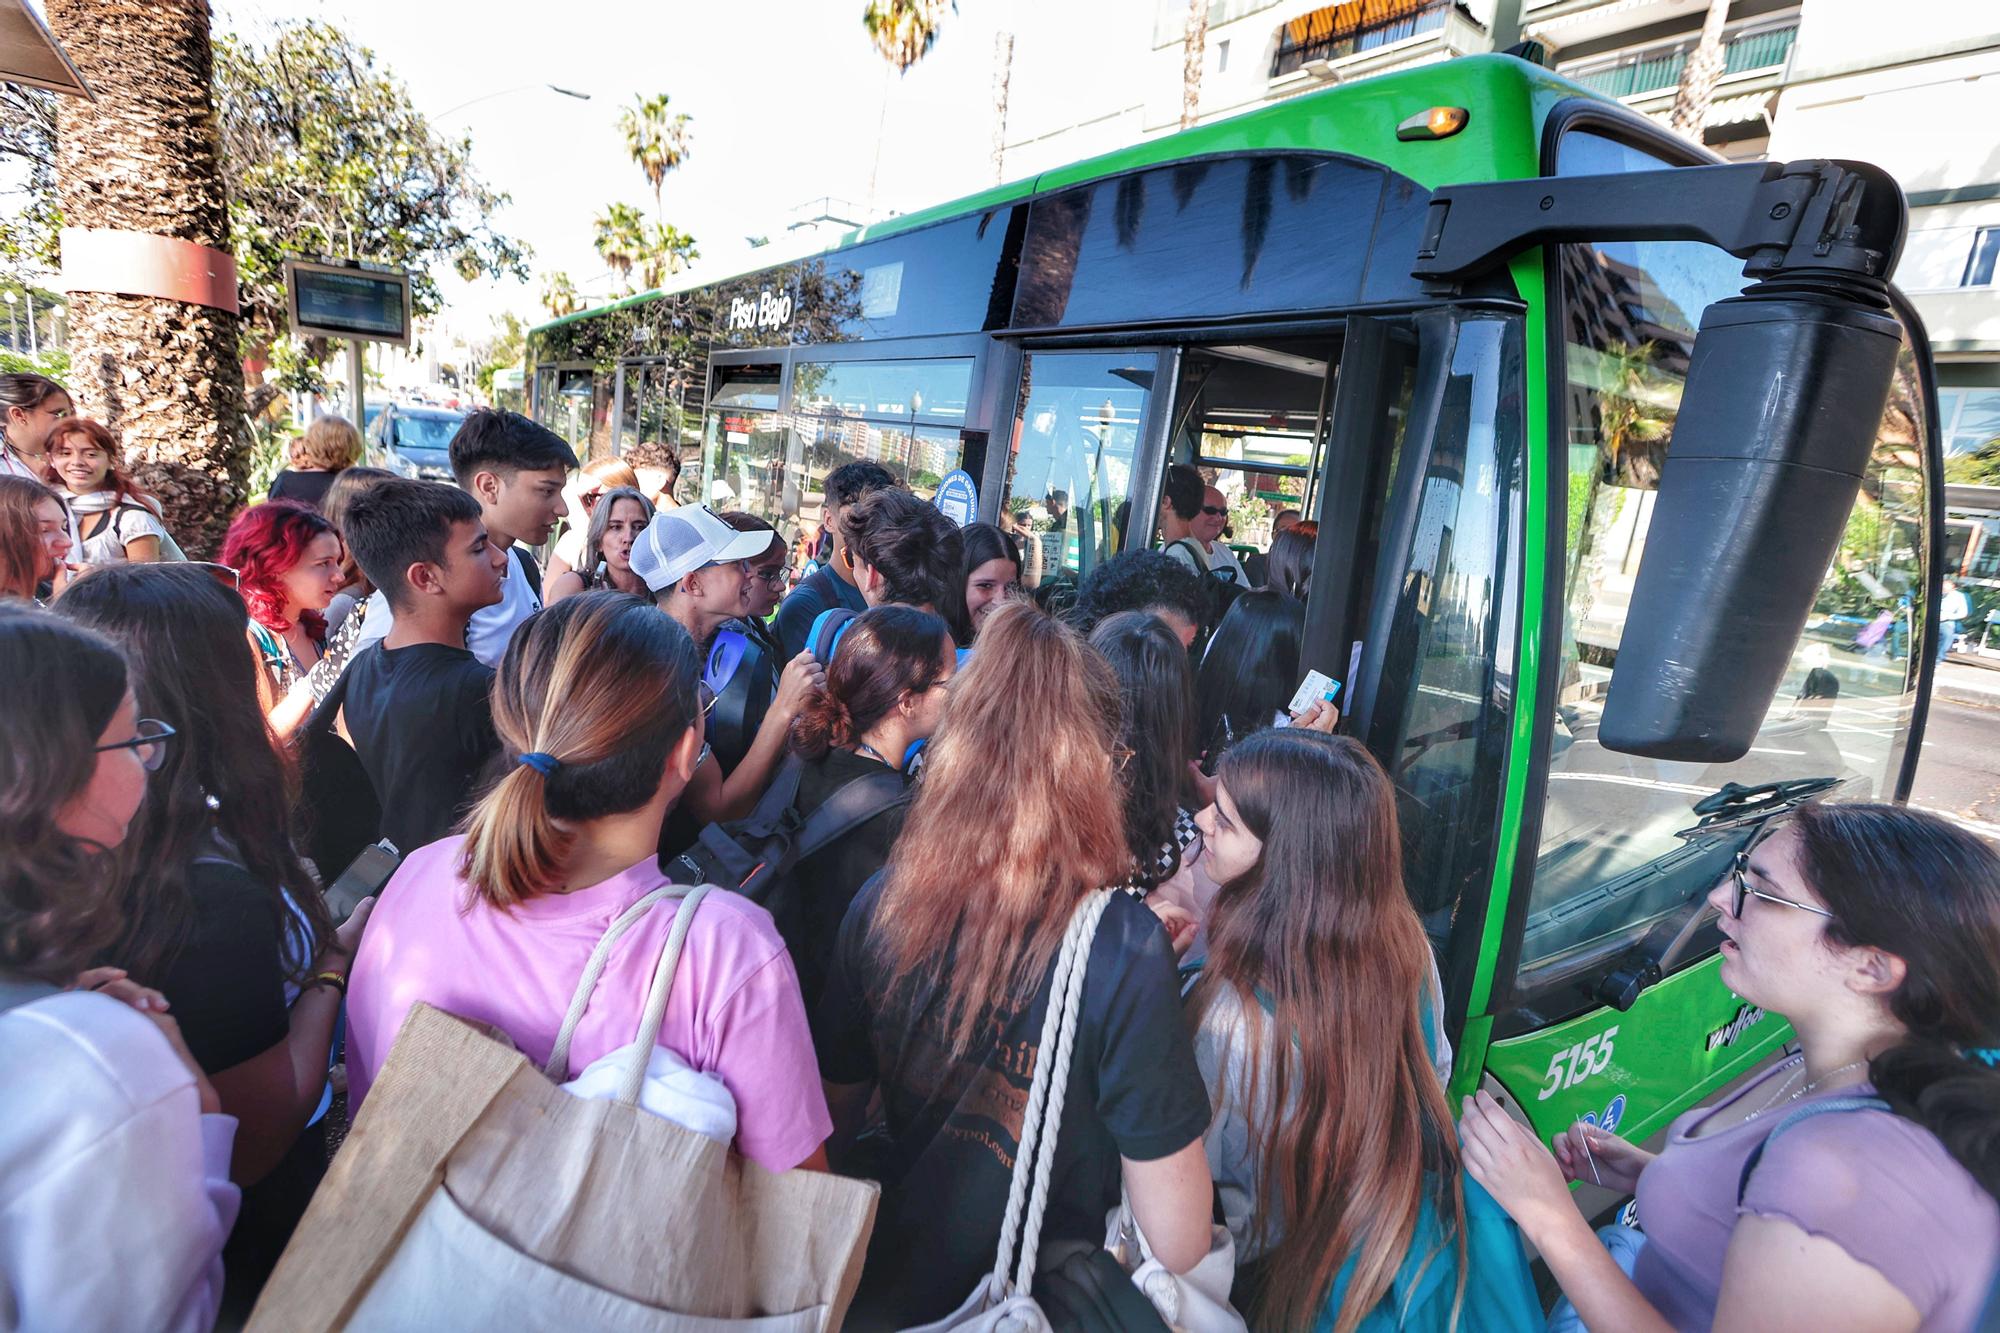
[{"left": 203, "top": 791, "right": 221, "bottom": 812}]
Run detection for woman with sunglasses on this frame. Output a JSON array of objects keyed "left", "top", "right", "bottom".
[
  {"left": 1462, "top": 804, "right": 2000, "bottom": 1332},
  {"left": 0, "top": 605, "right": 241, "bottom": 1333},
  {"left": 56, "top": 564, "right": 367, "bottom": 1317}
]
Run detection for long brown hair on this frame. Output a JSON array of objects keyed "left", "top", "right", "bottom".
[
  {"left": 1791, "top": 802, "right": 2000, "bottom": 1197},
  {"left": 56, "top": 564, "right": 331, "bottom": 984},
  {"left": 874, "top": 599, "right": 1129, "bottom": 1055},
  {"left": 46, "top": 417, "right": 158, "bottom": 513},
  {"left": 0, "top": 474, "right": 58, "bottom": 599},
  {"left": 459, "top": 592, "right": 700, "bottom": 908},
  {"left": 0, "top": 607, "right": 130, "bottom": 983},
  {"left": 1192, "top": 730, "right": 1463, "bottom": 1332}
]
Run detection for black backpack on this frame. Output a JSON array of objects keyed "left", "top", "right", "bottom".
[{"left": 663, "top": 753, "right": 909, "bottom": 936}]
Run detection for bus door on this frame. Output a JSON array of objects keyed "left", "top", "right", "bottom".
[{"left": 996, "top": 348, "right": 1172, "bottom": 608}]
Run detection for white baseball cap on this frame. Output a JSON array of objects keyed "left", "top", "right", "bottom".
[{"left": 629, "top": 504, "right": 773, "bottom": 593}]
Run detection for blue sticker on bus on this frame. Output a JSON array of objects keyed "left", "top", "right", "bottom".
[{"left": 934, "top": 469, "right": 978, "bottom": 527}]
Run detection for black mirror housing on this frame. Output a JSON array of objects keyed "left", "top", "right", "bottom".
[{"left": 1598, "top": 285, "right": 1903, "bottom": 761}]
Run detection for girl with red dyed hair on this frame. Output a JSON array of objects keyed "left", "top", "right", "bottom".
[{"left": 221, "top": 501, "right": 344, "bottom": 731}]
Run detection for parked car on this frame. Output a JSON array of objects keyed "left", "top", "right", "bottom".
[{"left": 367, "top": 404, "right": 465, "bottom": 481}]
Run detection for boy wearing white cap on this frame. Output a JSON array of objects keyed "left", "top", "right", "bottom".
[{"left": 632, "top": 504, "right": 825, "bottom": 832}]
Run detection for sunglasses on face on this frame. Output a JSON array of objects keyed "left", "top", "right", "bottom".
[
  {"left": 96, "top": 717, "right": 176, "bottom": 771},
  {"left": 1200, "top": 505, "right": 1227, "bottom": 517},
  {"left": 1729, "top": 850, "right": 1835, "bottom": 920}
]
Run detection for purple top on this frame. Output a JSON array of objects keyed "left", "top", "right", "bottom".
[{"left": 1632, "top": 1056, "right": 1999, "bottom": 1330}]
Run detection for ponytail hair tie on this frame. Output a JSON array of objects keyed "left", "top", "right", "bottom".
[
  {"left": 1965, "top": 1047, "right": 2000, "bottom": 1068},
  {"left": 519, "top": 751, "right": 560, "bottom": 777}
]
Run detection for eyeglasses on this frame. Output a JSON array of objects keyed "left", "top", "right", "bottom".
[
  {"left": 95, "top": 717, "right": 176, "bottom": 771},
  {"left": 1729, "top": 851, "right": 1835, "bottom": 921},
  {"left": 751, "top": 565, "right": 789, "bottom": 589},
  {"left": 1200, "top": 505, "right": 1228, "bottom": 517}
]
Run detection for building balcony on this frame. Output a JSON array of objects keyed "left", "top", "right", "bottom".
[
  {"left": 1560, "top": 21, "right": 1798, "bottom": 101},
  {"left": 1269, "top": 0, "right": 1485, "bottom": 85},
  {"left": 1523, "top": 0, "right": 1709, "bottom": 49}
]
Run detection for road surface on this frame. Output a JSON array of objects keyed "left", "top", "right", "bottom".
[{"left": 1911, "top": 697, "right": 2000, "bottom": 838}]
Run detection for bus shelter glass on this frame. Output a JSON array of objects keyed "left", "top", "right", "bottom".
[
  {"left": 1519, "top": 131, "right": 1928, "bottom": 1008},
  {"left": 1002, "top": 352, "right": 1153, "bottom": 592}
]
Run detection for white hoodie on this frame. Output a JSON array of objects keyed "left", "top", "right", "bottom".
[{"left": 0, "top": 990, "right": 240, "bottom": 1332}]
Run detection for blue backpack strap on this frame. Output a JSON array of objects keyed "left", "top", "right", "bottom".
[
  {"left": 1736, "top": 1093, "right": 1892, "bottom": 1206},
  {"left": 705, "top": 629, "right": 749, "bottom": 694},
  {"left": 804, "top": 607, "right": 860, "bottom": 671}
]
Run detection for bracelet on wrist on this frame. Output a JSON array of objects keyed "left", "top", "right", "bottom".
[{"left": 307, "top": 970, "right": 348, "bottom": 996}]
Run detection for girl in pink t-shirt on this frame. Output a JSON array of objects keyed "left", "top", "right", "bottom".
[
  {"left": 1460, "top": 804, "right": 2000, "bottom": 1331},
  {"left": 345, "top": 591, "right": 831, "bottom": 1175}
]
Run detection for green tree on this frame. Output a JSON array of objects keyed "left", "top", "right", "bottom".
[
  {"left": 540, "top": 271, "right": 582, "bottom": 319},
  {"left": 593, "top": 202, "right": 649, "bottom": 291},
  {"left": 618, "top": 93, "right": 692, "bottom": 226},
  {"left": 862, "top": 0, "right": 954, "bottom": 73},
  {"left": 211, "top": 21, "right": 528, "bottom": 398},
  {"left": 471, "top": 312, "right": 526, "bottom": 397}
]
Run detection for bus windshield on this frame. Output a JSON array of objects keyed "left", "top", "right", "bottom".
[{"left": 1518, "top": 130, "right": 1930, "bottom": 1008}]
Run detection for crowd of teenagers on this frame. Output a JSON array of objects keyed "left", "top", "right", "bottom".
[{"left": 3, "top": 394, "right": 2000, "bottom": 1333}]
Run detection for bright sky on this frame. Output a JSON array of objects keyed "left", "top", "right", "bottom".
[{"left": 207, "top": 0, "right": 1148, "bottom": 338}]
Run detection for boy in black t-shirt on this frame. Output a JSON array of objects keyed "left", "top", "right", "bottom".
[{"left": 337, "top": 479, "right": 510, "bottom": 855}]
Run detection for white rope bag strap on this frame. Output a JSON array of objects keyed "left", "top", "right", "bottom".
[
  {"left": 542, "top": 883, "right": 701, "bottom": 1085},
  {"left": 986, "top": 889, "right": 1114, "bottom": 1300}
]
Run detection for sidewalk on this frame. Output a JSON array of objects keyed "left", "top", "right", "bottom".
[{"left": 1935, "top": 655, "right": 2000, "bottom": 710}]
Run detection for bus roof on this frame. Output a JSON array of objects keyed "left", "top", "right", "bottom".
[{"left": 532, "top": 54, "right": 1609, "bottom": 336}]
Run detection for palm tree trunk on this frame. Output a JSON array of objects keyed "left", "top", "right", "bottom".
[
  {"left": 1181, "top": 0, "right": 1209, "bottom": 130},
  {"left": 990, "top": 24, "right": 1014, "bottom": 185},
  {"left": 47, "top": 0, "right": 248, "bottom": 558},
  {"left": 1668, "top": 0, "right": 1731, "bottom": 142}
]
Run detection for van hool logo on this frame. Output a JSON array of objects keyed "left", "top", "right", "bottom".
[
  {"left": 727, "top": 288, "right": 793, "bottom": 333},
  {"left": 1706, "top": 1003, "right": 1766, "bottom": 1052}
]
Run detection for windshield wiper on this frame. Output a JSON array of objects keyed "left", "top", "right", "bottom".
[{"left": 1677, "top": 776, "right": 1846, "bottom": 840}]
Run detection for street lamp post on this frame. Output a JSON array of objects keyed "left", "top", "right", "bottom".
[
  {"left": 24, "top": 290, "right": 36, "bottom": 356},
  {"left": 2, "top": 291, "right": 16, "bottom": 352},
  {"left": 434, "top": 83, "right": 590, "bottom": 123}
]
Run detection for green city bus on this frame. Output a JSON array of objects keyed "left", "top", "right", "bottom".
[{"left": 524, "top": 54, "right": 1941, "bottom": 1176}]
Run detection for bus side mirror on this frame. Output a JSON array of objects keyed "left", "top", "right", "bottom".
[{"left": 1598, "top": 286, "right": 1903, "bottom": 762}]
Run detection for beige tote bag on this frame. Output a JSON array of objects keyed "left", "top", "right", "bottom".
[{"left": 249, "top": 884, "right": 878, "bottom": 1332}]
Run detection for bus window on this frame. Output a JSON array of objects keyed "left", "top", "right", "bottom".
[
  {"left": 702, "top": 363, "right": 786, "bottom": 522},
  {"left": 788, "top": 358, "right": 973, "bottom": 510},
  {"left": 1361, "top": 314, "right": 1524, "bottom": 955},
  {"left": 1002, "top": 351, "right": 1153, "bottom": 596},
  {"left": 1516, "top": 131, "right": 1929, "bottom": 1015}
]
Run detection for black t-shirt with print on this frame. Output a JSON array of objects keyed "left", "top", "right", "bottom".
[
  {"left": 341, "top": 641, "right": 500, "bottom": 856},
  {"left": 814, "top": 880, "right": 1210, "bottom": 1329}
]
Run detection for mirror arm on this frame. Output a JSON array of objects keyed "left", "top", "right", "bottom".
[{"left": 1413, "top": 158, "right": 1906, "bottom": 300}]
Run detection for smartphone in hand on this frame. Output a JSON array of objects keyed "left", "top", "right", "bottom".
[{"left": 325, "top": 840, "right": 400, "bottom": 922}]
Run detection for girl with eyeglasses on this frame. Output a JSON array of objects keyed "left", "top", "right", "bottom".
[
  {"left": 1462, "top": 803, "right": 2000, "bottom": 1332},
  {"left": 546, "top": 484, "right": 653, "bottom": 602},
  {"left": 0, "top": 605, "right": 242, "bottom": 1333},
  {"left": 56, "top": 563, "right": 366, "bottom": 1317}
]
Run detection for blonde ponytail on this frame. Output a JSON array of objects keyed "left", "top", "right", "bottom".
[{"left": 455, "top": 591, "right": 701, "bottom": 907}]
